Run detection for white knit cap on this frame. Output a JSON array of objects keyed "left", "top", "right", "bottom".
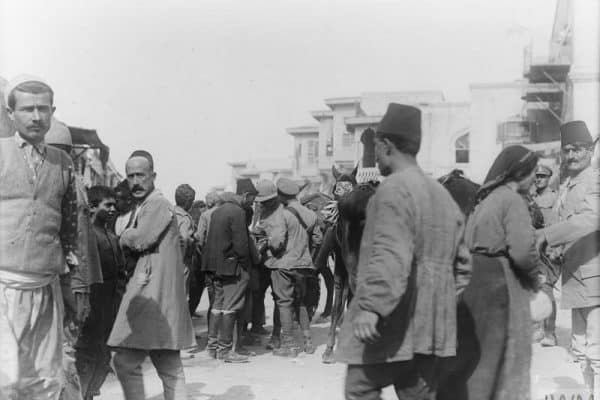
[
  {"left": 44, "top": 118, "right": 72, "bottom": 146},
  {"left": 3, "top": 74, "right": 51, "bottom": 108}
]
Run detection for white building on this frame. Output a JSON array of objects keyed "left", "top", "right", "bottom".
[{"left": 230, "top": 0, "right": 598, "bottom": 190}]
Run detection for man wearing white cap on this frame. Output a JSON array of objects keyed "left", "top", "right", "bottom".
[{"left": 0, "top": 75, "right": 79, "bottom": 399}]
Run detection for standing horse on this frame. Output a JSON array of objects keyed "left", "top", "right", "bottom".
[{"left": 319, "top": 167, "right": 480, "bottom": 364}]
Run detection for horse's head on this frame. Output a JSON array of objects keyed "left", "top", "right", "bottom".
[
  {"left": 438, "top": 169, "right": 480, "bottom": 216},
  {"left": 338, "top": 181, "right": 378, "bottom": 224},
  {"left": 331, "top": 164, "right": 358, "bottom": 201}
]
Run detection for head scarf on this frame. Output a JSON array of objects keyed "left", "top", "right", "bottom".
[{"left": 476, "top": 145, "right": 538, "bottom": 203}]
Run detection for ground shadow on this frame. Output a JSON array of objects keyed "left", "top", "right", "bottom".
[
  {"left": 539, "top": 376, "right": 591, "bottom": 400},
  {"left": 148, "top": 382, "right": 255, "bottom": 400}
]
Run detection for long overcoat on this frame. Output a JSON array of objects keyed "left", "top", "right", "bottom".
[
  {"left": 542, "top": 166, "right": 600, "bottom": 309},
  {"left": 108, "top": 189, "right": 194, "bottom": 350}
]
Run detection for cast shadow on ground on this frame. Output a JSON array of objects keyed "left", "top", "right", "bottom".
[
  {"left": 147, "top": 382, "right": 255, "bottom": 400},
  {"left": 184, "top": 322, "right": 336, "bottom": 360},
  {"left": 539, "top": 376, "right": 591, "bottom": 400}
]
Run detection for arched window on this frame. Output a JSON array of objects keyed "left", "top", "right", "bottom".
[{"left": 455, "top": 132, "right": 470, "bottom": 164}]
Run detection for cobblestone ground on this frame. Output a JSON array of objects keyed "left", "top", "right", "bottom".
[{"left": 97, "top": 286, "right": 590, "bottom": 400}]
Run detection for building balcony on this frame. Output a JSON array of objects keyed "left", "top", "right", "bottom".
[
  {"left": 521, "top": 82, "right": 565, "bottom": 103},
  {"left": 524, "top": 62, "right": 570, "bottom": 84}
]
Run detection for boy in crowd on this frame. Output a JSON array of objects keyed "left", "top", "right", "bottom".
[{"left": 75, "top": 186, "right": 125, "bottom": 400}]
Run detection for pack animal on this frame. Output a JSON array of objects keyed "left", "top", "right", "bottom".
[{"left": 318, "top": 167, "right": 480, "bottom": 364}]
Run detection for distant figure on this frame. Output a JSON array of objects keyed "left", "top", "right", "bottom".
[
  {"left": 202, "top": 192, "right": 252, "bottom": 363},
  {"left": 538, "top": 121, "right": 600, "bottom": 397},
  {"left": 335, "top": 104, "right": 470, "bottom": 400},
  {"left": 189, "top": 200, "right": 207, "bottom": 226},
  {"left": 530, "top": 164, "right": 559, "bottom": 347},
  {"left": 0, "top": 75, "right": 79, "bottom": 399},
  {"left": 113, "top": 179, "right": 134, "bottom": 236},
  {"left": 192, "top": 191, "right": 221, "bottom": 316},
  {"left": 108, "top": 150, "right": 194, "bottom": 400},
  {"left": 276, "top": 178, "right": 323, "bottom": 355},
  {"left": 173, "top": 183, "right": 196, "bottom": 299}
]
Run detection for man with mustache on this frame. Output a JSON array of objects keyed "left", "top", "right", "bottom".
[
  {"left": 538, "top": 120, "right": 600, "bottom": 397},
  {"left": 107, "top": 150, "right": 194, "bottom": 400},
  {"left": 0, "top": 75, "right": 79, "bottom": 399}
]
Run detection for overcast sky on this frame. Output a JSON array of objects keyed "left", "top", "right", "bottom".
[{"left": 1, "top": 0, "right": 557, "bottom": 198}]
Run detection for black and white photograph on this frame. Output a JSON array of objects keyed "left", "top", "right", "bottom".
[{"left": 0, "top": 0, "right": 599, "bottom": 399}]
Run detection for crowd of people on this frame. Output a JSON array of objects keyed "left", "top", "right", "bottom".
[{"left": 0, "top": 74, "right": 598, "bottom": 400}]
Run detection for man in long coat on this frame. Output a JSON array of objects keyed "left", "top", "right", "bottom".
[
  {"left": 108, "top": 150, "right": 194, "bottom": 400},
  {"left": 539, "top": 120, "right": 600, "bottom": 396},
  {"left": 335, "top": 103, "right": 471, "bottom": 400}
]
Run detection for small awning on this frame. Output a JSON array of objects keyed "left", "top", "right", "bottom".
[{"left": 68, "top": 126, "right": 109, "bottom": 164}]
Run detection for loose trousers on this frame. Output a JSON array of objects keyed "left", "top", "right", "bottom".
[
  {"left": 0, "top": 279, "right": 64, "bottom": 400},
  {"left": 345, "top": 355, "right": 438, "bottom": 400},
  {"left": 572, "top": 306, "right": 600, "bottom": 375},
  {"left": 112, "top": 348, "right": 186, "bottom": 400}
]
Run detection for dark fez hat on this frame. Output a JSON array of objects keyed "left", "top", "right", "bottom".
[
  {"left": 376, "top": 103, "right": 421, "bottom": 148},
  {"left": 560, "top": 120, "right": 593, "bottom": 147},
  {"left": 236, "top": 178, "right": 258, "bottom": 196}
]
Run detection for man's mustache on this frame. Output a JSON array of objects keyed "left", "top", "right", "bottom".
[{"left": 131, "top": 185, "right": 144, "bottom": 192}]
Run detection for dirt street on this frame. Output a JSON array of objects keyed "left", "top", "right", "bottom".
[{"left": 97, "top": 285, "right": 590, "bottom": 400}]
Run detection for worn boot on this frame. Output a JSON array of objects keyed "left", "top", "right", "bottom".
[
  {"left": 217, "top": 313, "right": 249, "bottom": 363},
  {"left": 205, "top": 311, "right": 221, "bottom": 359},
  {"left": 266, "top": 335, "right": 281, "bottom": 350},
  {"left": 541, "top": 301, "right": 557, "bottom": 347},
  {"left": 273, "top": 307, "right": 300, "bottom": 358},
  {"left": 303, "top": 331, "right": 315, "bottom": 354}
]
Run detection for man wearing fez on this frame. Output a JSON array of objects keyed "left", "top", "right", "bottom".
[
  {"left": 530, "top": 164, "right": 559, "bottom": 347},
  {"left": 202, "top": 191, "right": 252, "bottom": 363},
  {"left": 538, "top": 120, "right": 600, "bottom": 396},
  {"left": 335, "top": 104, "right": 470, "bottom": 399},
  {"left": 108, "top": 150, "right": 194, "bottom": 400},
  {"left": 0, "top": 76, "right": 79, "bottom": 399}
]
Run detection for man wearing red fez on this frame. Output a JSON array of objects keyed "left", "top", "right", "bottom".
[
  {"left": 335, "top": 103, "right": 471, "bottom": 399},
  {"left": 538, "top": 120, "right": 600, "bottom": 397}
]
